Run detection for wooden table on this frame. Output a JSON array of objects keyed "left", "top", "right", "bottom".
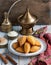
[{"left": 0, "top": 25, "right": 51, "bottom": 65}]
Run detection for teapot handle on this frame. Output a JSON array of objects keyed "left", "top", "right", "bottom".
[{"left": 8, "top": 0, "right": 21, "bottom": 14}]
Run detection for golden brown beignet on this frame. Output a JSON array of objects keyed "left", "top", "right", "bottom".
[
  {"left": 18, "top": 36, "right": 26, "bottom": 46},
  {"left": 12, "top": 42, "right": 19, "bottom": 49},
  {"left": 24, "top": 42, "right": 30, "bottom": 53},
  {"left": 27, "top": 36, "right": 36, "bottom": 45},
  {"left": 16, "top": 47, "right": 24, "bottom": 53},
  {"left": 35, "top": 40, "right": 41, "bottom": 46},
  {"left": 30, "top": 46, "right": 40, "bottom": 53}
]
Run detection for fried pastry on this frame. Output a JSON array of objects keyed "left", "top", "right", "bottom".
[
  {"left": 24, "top": 42, "right": 30, "bottom": 53},
  {"left": 30, "top": 46, "right": 40, "bottom": 53},
  {"left": 35, "top": 40, "right": 41, "bottom": 46},
  {"left": 27, "top": 36, "right": 36, "bottom": 45},
  {"left": 12, "top": 35, "right": 41, "bottom": 54},
  {"left": 12, "top": 42, "right": 19, "bottom": 49},
  {"left": 18, "top": 36, "right": 26, "bottom": 46},
  {"left": 16, "top": 47, "right": 24, "bottom": 53}
]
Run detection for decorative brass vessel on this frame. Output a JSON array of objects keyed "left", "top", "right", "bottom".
[
  {"left": 1, "top": 12, "right": 12, "bottom": 32},
  {"left": 18, "top": 8, "right": 38, "bottom": 35}
]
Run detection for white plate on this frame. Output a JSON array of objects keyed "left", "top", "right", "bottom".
[
  {"left": 0, "top": 38, "right": 8, "bottom": 45},
  {"left": 8, "top": 38, "right": 47, "bottom": 56}
]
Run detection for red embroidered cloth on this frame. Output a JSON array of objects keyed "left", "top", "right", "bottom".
[{"left": 28, "top": 29, "right": 51, "bottom": 65}]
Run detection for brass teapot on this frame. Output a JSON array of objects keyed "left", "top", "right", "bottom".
[{"left": 18, "top": 8, "right": 38, "bottom": 35}]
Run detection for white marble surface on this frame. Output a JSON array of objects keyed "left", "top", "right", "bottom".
[{"left": 0, "top": 25, "right": 51, "bottom": 65}]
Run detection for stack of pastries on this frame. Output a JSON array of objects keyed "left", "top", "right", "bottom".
[{"left": 12, "top": 35, "right": 41, "bottom": 53}]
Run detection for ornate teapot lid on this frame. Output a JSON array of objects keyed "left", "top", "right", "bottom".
[{"left": 18, "top": 8, "right": 37, "bottom": 24}]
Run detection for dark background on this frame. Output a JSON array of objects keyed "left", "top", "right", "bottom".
[{"left": 0, "top": 0, "right": 51, "bottom": 25}]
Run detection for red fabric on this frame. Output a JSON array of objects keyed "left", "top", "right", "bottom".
[{"left": 28, "top": 33, "right": 51, "bottom": 65}]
